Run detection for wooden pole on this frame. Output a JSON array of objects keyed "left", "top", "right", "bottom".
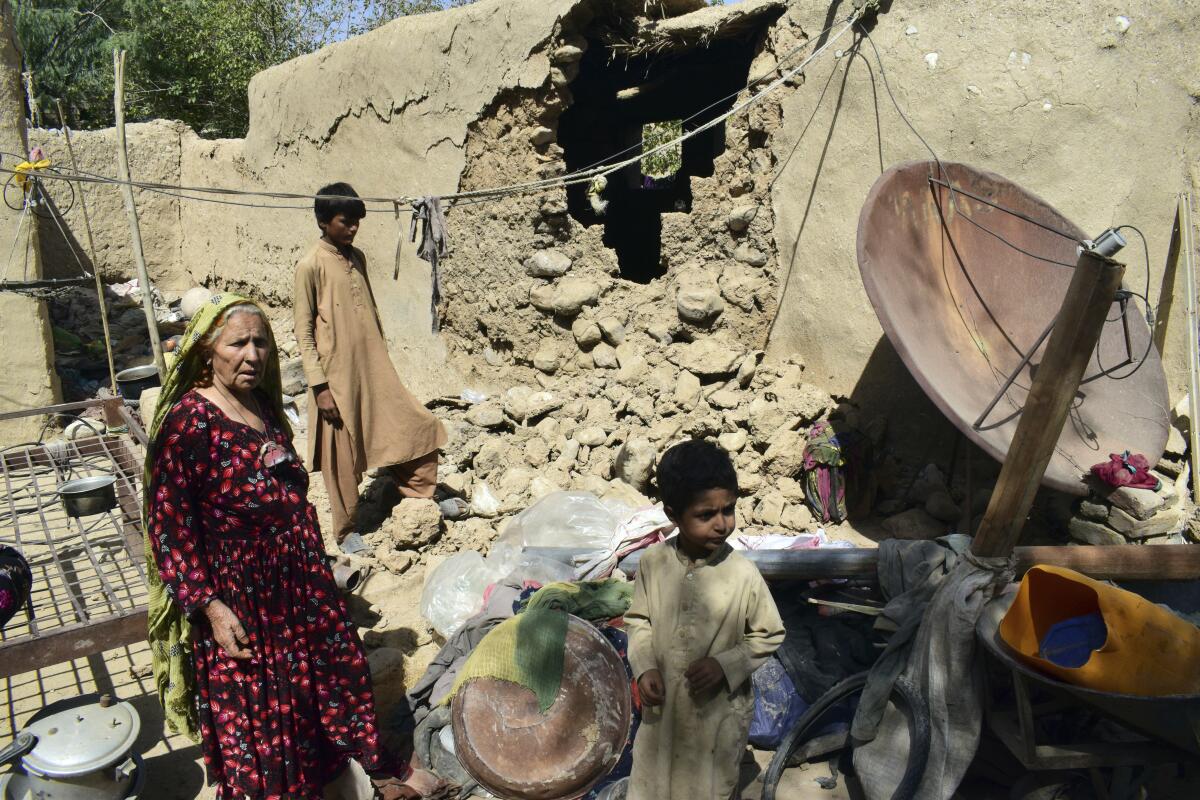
[
  {"left": 112, "top": 49, "right": 165, "bottom": 379},
  {"left": 529, "top": 543, "right": 1200, "bottom": 582},
  {"left": 1182, "top": 193, "right": 1200, "bottom": 504},
  {"left": 56, "top": 100, "right": 117, "bottom": 396},
  {"left": 972, "top": 248, "right": 1125, "bottom": 558}
]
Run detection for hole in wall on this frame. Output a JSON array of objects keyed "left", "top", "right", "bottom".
[{"left": 558, "top": 33, "right": 763, "bottom": 284}]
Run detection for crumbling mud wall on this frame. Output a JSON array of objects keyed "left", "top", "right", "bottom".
[
  {"left": 767, "top": 0, "right": 1200, "bottom": 429},
  {"left": 0, "top": 3, "right": 57, "bottom": 444},
  {"left": 14, "top": 0, "right": 1200, "bottom": 502}
]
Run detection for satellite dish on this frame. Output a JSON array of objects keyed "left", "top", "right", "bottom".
[{"left": 857, "top": 161, "right": 1169, "bottom": 495}]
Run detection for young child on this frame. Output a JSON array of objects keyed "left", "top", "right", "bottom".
[
  {"left": 625, "top": 439, "right": 785, "bottom": 799},
  {"left": 293, "top": 182, "right": 446, "bottom": 552}
]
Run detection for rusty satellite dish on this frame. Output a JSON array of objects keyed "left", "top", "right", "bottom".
[
  {"left": 450, "top": 616, "right": 632, "bottom": 800},
  {"left": 857, "top": 161, "right": 1169, "bottom": 495}
]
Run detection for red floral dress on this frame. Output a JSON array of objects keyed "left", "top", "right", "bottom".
[{"left": 148, "top": 390, "right": 382, "bottom": 799}]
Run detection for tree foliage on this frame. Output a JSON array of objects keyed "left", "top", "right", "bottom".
[{"left": 14, "top": 0, "right": 468, "bottom": 137}]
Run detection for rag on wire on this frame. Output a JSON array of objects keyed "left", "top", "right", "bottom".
[{"left": 410, "top": 196, "right": 449, "bottom": 331}]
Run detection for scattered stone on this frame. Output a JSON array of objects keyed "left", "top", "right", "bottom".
[
  {"left": 909, "top": 464, "right": 948, "bottom": 504},
  {"left": 515, "top": 436, "right": 547, "bottom": 468},
  {"left": 781, "top": 503, "right": 814, "bottom": 531},
  {"left": 762, "top": 430, "right": 807, "bottom": 478},
  {"left": 530, "top": 283, "right": 557, "bottom": 313},
  {"left": 592, "top": 342, "right": 619, "bottom": 369},
  {"left": 180, "top": 286, "right": 214, "bottom": 319},
  {"left": 552, "top": 43, "right": 585, "bottom": 64},
  {"left": 575, "top": 426, "right": 607, "bottom": 447},
  {"left": 718, "top": 429, "right": 748, "bottom": 453},
  {"left": 777, "top": 477, "right": 805, "bottom": 503},
  {"left": 736, "top": 353, "right": 759, "bottom": 387},
  {"left": 502, "top": 386, "right": 564, "bottom": 422},
  {"left": 668, "top": 339, "right": 742, "bottom": 377},
  {"left": 552, "top": 278, "right": 600, "bottom": 316},
  {"left": 533, "top": 339, "right": 561, "bottom": 374},
  {"left": 882, "top": 508, "right": 945, "bottom": 540},
  {"left": 754, "top": 492, "right": 786, "bottom": 527},
  {"left": 383, "top": 498, "right": 442, "bottom": 548},
  {"left": 466, "top": 402, "right": 506, "bottom": 429},
  {"left": 925, "top": 489, "right": 960, "bottom": 523},
  {"left": 529, "top": 127, "right": 556, "bottom": 147},
  {"left": 1104, "top": 484, "right": 1166, "bottom": 521},
  {"left": 676, "top": 285, "right": 725, "bottom": 325},
  {"left": 1106, "top": 504, "right": 1186, "bottom": 538},
  {"left": 726, "top": 205, "right": 758, "bottom": 233},
  {"left": 733, "top": 244, "right": 768, "bottom": 267},
  {"left": 571, "top": 318, "right": 603, "bottom": 349},
  {"left": 280, "top": 356, "right": 306, "bottom": 396},
  {"left": 673, "top": 370, "right": 702, "bottom": 409},
  {"left": 602, "top": 479, "right": 652, "bottom": 510},
  {"left": 1145, "top": 532, "right": 1188, "bottom": 545},
  {"left": 708, "top": 388, "right": 742, "bottom": 410},
  {"left": 598, "top": 317, "right": 626, "bottom": 345},
  {"left": 1166, "top": 424, "right": 1188, "bottom": 458},
  {"left": 524, "top": 250, "right": 571, "bottom": 277},
  {"left": 375, "top": 547, "right": 415, "bottom": 575},
  {"left": 472, "top": 438, "right": 511, "bottom": 477},
  {"left": 614, "top": 436, "right": 656, "bottom": 492},
  {"left": 1068, "top": 518, "right": 1126, "bottom": 546},
  {"left": 646, "top": 321, "right": 675, "bottom": 345},
  {"left": 1078, "top": 500, "right": 1109, "bottom": 521}
]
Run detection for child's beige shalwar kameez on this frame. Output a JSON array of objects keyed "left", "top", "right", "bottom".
[
  {"left": 293, "top": 239, "right": 446, "bottom": 542},
  {"left": 625, "top": 539, "right": 785, "bottom": 799}
]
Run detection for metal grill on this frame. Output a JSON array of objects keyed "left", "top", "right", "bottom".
[{"left": 0, "top": 399, "right": 149, "bottom": 677}]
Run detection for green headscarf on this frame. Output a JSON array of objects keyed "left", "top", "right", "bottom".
[{"left": 142, "top": 292, "right": 290, "bottom": 741}]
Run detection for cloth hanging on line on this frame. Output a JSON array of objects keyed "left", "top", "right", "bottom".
[{"left": 410, "top": 196, "right": 449, "bottom": 332}]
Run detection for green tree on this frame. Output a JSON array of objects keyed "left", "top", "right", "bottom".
[
  {"left": 14, "top": 0, "right": 470, "bottom": 137},
  {"left": 13, "top": 0, "right": 133, "bottom": 128}
]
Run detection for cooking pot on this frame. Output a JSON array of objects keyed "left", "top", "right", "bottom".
[
  {"left": 57, "top": 475, "right": 118, "bottom": 518},
  {"left": 114, "top": 366, "right": 160, "bottom": 402},
  {"left": 0, "top": 694, "right": 142, "bottom": 800}
]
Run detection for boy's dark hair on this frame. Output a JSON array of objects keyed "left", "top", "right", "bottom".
[
  {"left": 656, "top": 439, "right": 738, "bottom": 514},
  {"left": 314, "top": 182, "right": 366, "bottom": 224}
]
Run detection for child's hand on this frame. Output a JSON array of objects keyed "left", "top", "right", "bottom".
[
  {"left": 314, "top": 385, "right": 342, "bottom": 428},
  {"left": 637, "top": 669, "right": 666, "bottom": 706},
  {"left": 685, "top": 657, "right": 725, "bottom": 696}
]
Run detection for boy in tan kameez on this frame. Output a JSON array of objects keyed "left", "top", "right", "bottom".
[
  {"left": 294, "top": 183, "right": 447, "bottom": 553},
  {"left": 626, "top": 439, "right": 785, "bottom": 799}
]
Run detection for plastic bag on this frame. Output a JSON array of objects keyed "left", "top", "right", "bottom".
[
  {"left": 748, "top": 656, "right": 807, "bottom": 750},
  {"left": 500, "top": 491, "right": 620, "bottom": 552},
  {"left": 420, "top": 551, "right": 509, "bottom": 638}
]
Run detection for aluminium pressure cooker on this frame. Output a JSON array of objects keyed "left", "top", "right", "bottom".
[{"left": 0, "top": 693, "right": 143, "bottom": 800}]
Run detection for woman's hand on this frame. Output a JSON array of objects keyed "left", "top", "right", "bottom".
[
  {"left": 204, "top": 600, "right": 252, "bottom": 659},
  {"left": 313, "top": 384, "right": 342, "bottom": 428},
  {"left": 685, "top": 657, "right": 725, "bottom": 696},
  {"left": 637, "top": 669, "right": 666, "bottom": 706}
]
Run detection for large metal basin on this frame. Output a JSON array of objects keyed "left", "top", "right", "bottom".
[{"left": 977, "top": 589, "right": 1200, "bottom": 755}]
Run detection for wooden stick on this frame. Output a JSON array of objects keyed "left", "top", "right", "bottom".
[
  {"left": 1182, "top": 192, "right": 1200, "bottom": 504},
  {"left": 972, "top": 249, "right": 1125, "bottom": 558},
  {"left": 56, "top": 100, "right": 117, "bottom": 395},
  {"left": 112, "top": 50, "right": 165, "bottom": 380}
]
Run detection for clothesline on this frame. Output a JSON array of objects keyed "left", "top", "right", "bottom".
[{"left": 0, "top": 10, "right": 862, "bottom": 216}]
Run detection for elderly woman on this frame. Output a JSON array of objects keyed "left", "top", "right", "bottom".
[{"left": 143, "top": 293, "right": 416, "bottom": 799}]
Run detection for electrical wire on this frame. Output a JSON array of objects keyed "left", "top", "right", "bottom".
[
  {"left": 858, "top": 24, "right": 1084, "bottom": 269},
  {"left": 0, "top": 10, "right": 864, "bottom": 214}
]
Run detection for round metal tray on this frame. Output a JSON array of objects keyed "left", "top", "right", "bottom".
[{"left": 451, "top": 616, "right": 632, "bottom": 800}]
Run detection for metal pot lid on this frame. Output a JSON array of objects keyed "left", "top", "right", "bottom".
[
  {"left": 58, "top": 475, "right": 117, "bottom": 495},
  {"left": 115, "top": 365, "right": 160, "bottom": 381},
  {"left": 22, "top": 698, "right": 140, "bottom": 777}
]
